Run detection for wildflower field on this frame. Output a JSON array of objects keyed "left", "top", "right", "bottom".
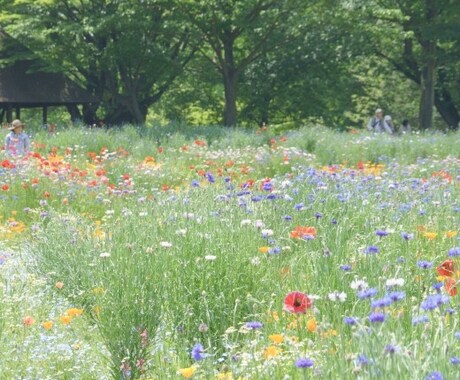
[{"left": 0, "top": 124, "right": 459, "bottom": 380}]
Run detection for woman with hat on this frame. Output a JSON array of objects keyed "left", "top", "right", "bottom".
[{"left": 5, "top": 119, "right": 30, "bottom": 156}]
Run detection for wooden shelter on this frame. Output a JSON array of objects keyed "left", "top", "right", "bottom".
[{"left": 0, "top": 29, "right": 97, "bottom": 124}]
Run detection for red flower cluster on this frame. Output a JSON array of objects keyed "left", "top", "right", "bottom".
[{"left": 436, "top": 260, "right": 457, "bottom": 296}]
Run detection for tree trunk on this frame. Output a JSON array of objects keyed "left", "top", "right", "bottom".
[
  {"left": 419, "top": 40, "right": 436, "bottom": 130},
  {"left": 66, "top": 104, "right": 82, "bottom": 123},
  {"left": 223, "top": 70, "right": 238, "bottom": 126},
  {"left": 435, "top": 69, "right": 460, "bottom": 130}
]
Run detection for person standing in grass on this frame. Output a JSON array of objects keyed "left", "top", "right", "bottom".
[
  {"left": 5, "top": 119, "right": 30, "bottom": 156},
  {"left": 367, "top": 108, "right": 384, "bottom": 133}
]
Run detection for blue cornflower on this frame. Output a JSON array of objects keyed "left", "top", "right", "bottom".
[
  {"left": 455, "top": 332, "right": 460, "bottom": 339},
  {"left": 340, "top": 264, "right": 352, "bottom": 271},
  {"left": 357, "top": 288, "right": 378, "bottom": 299},
  {"left": 191, "top": 343, "right": 206, "bottom": 361},
  {"left": 314, "top": 212, "right": 323, "bottom": 219},
  {"left": 295, "top": 358, "right": 314, "bottom": 368},
  {"left": 432, "top": 282, "right": 444, "bottom": 291},
  {"left": 376, "top": 229, "right": 389, "bottom": 237},
  {"left": 448, "top": 247, "right": 460, "bottom": 257},
  {"left": 401, "top": 232, "right": 414, "bottom": 240},
  {"left": 426, "top": 371, "right": 443, "bottom": 380},
  {"left": 412, "top": 315, "right": 429, "bottom": 325},
  {"left": 387, "top": 291, "right": 406, "bottom": 302},
  {"left": 356, "top": 354, "right": 369, "bottom": 366},
  {"left": 343, "top": 316, "right": 357, "bottom": 325},
  {"left": 294, "top": 203, "right": 304, "bottom": 210},
  {"left": 205, "top": 172, "right": 215, "bottom": 183},
  {"left": 364, "top": 246, "right": 380, "bottom": 254},
  {"left": 417, "top": 260, "right": 433, "bottom": 269},
  {"left": 371, "top": 296, "right": 393, "bottom": 309},
  {"left": 451, "top": 357, "right": 460, "bottom": 365},
  {"left": 384, "top": 344, "right": 398, "bottom": 354},
  {"left": 245, "top": 321, "right": 263, "bottom": 329},
  {"left": 283, "top": 215, "right": 293, "bottom": 221},
  {"left": 331, "top": 218, "right": 338, "bottom": 225},
  {"left": 368, "top": 312, "right": 386, "bottom": 323},
  {"left": 251, "top": 195, "right": 264, "bottom": 202},
  {"left": 421, "top": 294, "right": 450, "bottom": 311},
  {"left": 191, "top": 179, "right": 200, "bottom": 187},
  {"left": 445, "top": 308, "right": 456, "bottom": 315},
  {"left": 268, "top": 247, "right": 281, "bottom": 255},
  {"left": 262, "top": 182, "right": 273, "bottom": 191}
]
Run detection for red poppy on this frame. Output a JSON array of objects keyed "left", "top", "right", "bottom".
[
  {"left": 283, "top": 291, "right": 312, "bottom": 314},
  {"left": 437, "top": 260, "right": 455, "bottom": 277},
  {"left": 445, "top": 277, "right": 458, "bottom": 296},
  {"left": 290, "top": 226, "right": 317, "bottom": 240}
]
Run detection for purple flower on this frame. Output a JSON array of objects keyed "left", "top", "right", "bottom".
[
  {"left": 314, "top": 212, "right": 323, "bottom": 219},
  {"left": 421, "top": 294, "right": 450, "bottom": 311},
  {"left": 371, "top": 296, "right": 393, "bottom": 309},
  {"left": 368, "top": 312, "right": 386, "bottom": 323},
  {"left": 340, "top": 264, "right": 352, "bottom": 271},
  {"left": 455, "top": 331, "right": 460, "bottom": 339},
  {"left": 376, "top": 229, "right": 389, "bottom": 237},
  {"left": 412, "top": 315, "right": 429, "bottom": 325},
  {"left": 417, "top": 260, "right": 433, "bottom": 269},
  {"left": 295, "top": 358, "right": 314, "bottom": 368},
  {"left": 205, "top": 172, "right": 215, "bottom": 183},
  {"left": 191, "top": 179, "right": 200, "bottom": 187},
  {"left": 401, "top": 232, "right": 414, "bottom": 240},
  {"left": 356, "top": 354, "right": 369, "bottom": 366},
  {"left": 448, "top": 247, "right": 460, "bottom": 257},
  {"left": 432, "top": 282, "right": 443, "bottom": 292},
  {"left": 384, "top": 344, "right": 398, "bottom": 354},
  {"left": 294, "top": 203, "right": 304, "bottom": 211},
  {"left": 451, "top": 357, "right": 460, "bottom": 365},
  {"left": 268, "top": 247, "right": 281, "bottom": 255},
  {"left": 343, "top": 316, "right": 357, "bottom": 325},
  {"left": 357, "top": 288, "right": 378, "bottom": 299},
  {"left": 387, "top": 291, "right": 406, "bottom": 302},
  {"left": 364, "top": 246, "right": 379, "bottom": 254},
  {"left": 283, "top": 215, "right": 293, "bottom": 221},
  {"left": 191, "top": 343, "right": 205, "bottom": 361},
  {"left": 426, "top": 371, "right": 443, "bottom": 380},
  {"left": 245, "top": 321, "right": 263, "bottom": 329}
]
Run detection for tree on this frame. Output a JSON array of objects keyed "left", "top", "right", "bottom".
[
  {"left": 180, "top": 0, "right": 304, "bottom": 126},
  {"left": 362, "top": 0, "right": 460, "bottom": 130},
  {"left": 1, "top": 0, "right": 194, "bottom": 125}
]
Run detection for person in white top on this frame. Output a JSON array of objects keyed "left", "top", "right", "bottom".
[{"left": 367, "top": 108, "right": 384, "bottom": 132}]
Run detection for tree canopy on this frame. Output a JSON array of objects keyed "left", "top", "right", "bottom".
[{"left": 0, "top": 0, "right": 459, "bottom": 129}]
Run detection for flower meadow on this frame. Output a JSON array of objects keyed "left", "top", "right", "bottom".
[{"left": 0, "top": 124, "right": 459, "bottom": 379}]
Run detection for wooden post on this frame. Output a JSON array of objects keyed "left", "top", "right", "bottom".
[
  {"left": 15, "top": 107, "right": 20, "bottom": 119},
  {"left": 6, "top": 105, "right": 12, "bottom": 122},
  {"left": 43, "top": 106, "right": 48, "bottom": 124}
]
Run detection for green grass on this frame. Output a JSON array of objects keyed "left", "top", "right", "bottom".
[{"left": 0, "top": 124, "right": 459, "bottom": 379}]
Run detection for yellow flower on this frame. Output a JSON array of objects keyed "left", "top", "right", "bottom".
[
  {"left": 216, "top": 372, "right": 233, "bottom": 380},
  {"left": 258, "top": 246, "right": 269, "bottom": 254},
  {"left": 268, "top": 334, "right": 284, "bottom": 344},
  {"left": 92, "top": 287, "right": 105, "bottom": 295},
  {"left": 178, "top": 366, "right": 196, "bottom": 378},
  {"left": 66, "top": 308, "right": 84, "bottom": 317},
  {"left": 60, "top": 315, "right": 72, "bottom": 325},
  {"left": 263, "top": 345, "right": 281, "bottom": 359},
  {"left": 423, "top": 232, "right": 438, "bottom": 240},
  {"left": 307, "top": 318, "right": 317, "bottom": 332},
  {"left": 41, "top": 321, "right": 54, "bottom": 330},
  {"left": 446, "top": 231, "right": 458, "bottom": 238},
  {"left": 321, "top": 329, "right": 338, "bottom": 338},
  {"left": 93, "top": 305, "right": 102, "bottom": 316}
]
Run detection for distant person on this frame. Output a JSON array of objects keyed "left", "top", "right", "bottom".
[
  {"left": 383, "top": 115, "right": 394, "bottom": 134},
  {"left": 5, "top": 119, "right": 30, "bottom": 156},
  {"left": 399, "top": 119, "right": 411, "bottom": 134},
  {"left": 367, "top": 108, "right": 384, "bottom": 133}
]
